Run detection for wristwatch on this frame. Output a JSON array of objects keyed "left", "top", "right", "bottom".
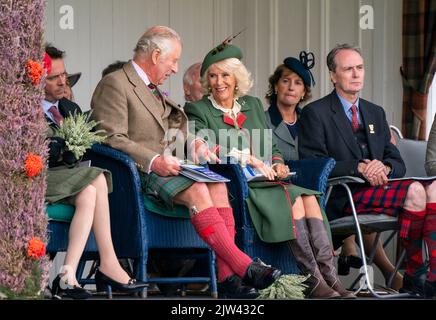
[{"left": 190, "top": 206, "right": 200, "bottom": 217}]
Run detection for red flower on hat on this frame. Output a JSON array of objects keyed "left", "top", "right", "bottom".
[
  {"left": 26, "top": 59, "right": 44, "bottom": 85},
  {"left": 27, "top": 237, "right": 46, "bottom": 260},
  {"left": 24, "top": 153, "right": 43, "bottom": 178},
  {"left": 43, "top": 53, "right": 52, "bottom": 75}
]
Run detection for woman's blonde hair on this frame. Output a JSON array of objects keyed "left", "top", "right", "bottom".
[{"left": 200, "top": 58, "right": 253, "bottom": 99}]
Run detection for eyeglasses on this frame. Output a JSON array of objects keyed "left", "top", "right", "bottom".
[{"left": 46, "top": 71, "right": 68, "bottom": 82}]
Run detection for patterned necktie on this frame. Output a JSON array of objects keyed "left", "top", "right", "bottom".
[
  {"left": 148, "top": 83, "right": 162, "bottom": 101},
  {"left": 350, "top": 104, "right": 359, "bottom": 132},
  {"left": 48, "top": 105, "right": 64, "bottom": 125}
]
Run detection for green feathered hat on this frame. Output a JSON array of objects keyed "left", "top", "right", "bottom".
[{"left": 200, "top": 31, "right": 245, "bottom": 76}]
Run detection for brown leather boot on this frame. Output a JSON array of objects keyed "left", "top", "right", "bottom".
[
  {"left": 288, "top": 218, "right": 340, "bottom": 299},
  {"left": 306, "top": 218, "right": 356, "bottom": 299}
]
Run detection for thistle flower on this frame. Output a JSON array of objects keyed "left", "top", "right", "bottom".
[
  {"left": 24, "top": 153, "right": 43, "bottom": 177},
  {"left": 27, "top": 238, "right": 46, "bottom": 260}
]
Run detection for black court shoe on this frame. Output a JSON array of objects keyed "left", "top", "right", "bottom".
[
  {"left": 95, "top": 269, "right": 148, "bottom": 299},
  {"left": 399, "top": 273, "right": 427, "bottom": 297},
  {"left": 51, "top": 275, "right": 92, "bottom": 300},
  {"left": 242, "top": 258, "right": 282, "bottom": 290}
]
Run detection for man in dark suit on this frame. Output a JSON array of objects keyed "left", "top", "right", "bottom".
[
  {"left": 299, "top": 44, "right": 436, "bottom": 297},
  {"left": 43, "top": 46, "right": 81, "bottom": 126}
]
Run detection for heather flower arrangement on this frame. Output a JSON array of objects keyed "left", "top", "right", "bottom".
[
  {"left": 0, "top": 0, "right": 50, "bottom": 298},
  {"left": 52, "top": 110, "right": 106, "bottom": 161}
]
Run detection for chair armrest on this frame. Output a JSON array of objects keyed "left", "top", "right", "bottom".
[
  {"left": 328, "top": 176, "right": 365, "bottom": 186},
  {"left": 288, "top": 158, "right": 336, "bottom": 209}
]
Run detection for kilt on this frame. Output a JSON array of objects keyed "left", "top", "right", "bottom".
[
  {"left": 343, "top": 180, "right": 415, "bottom": 217},
  {"left": 140, "top": 172, "right": 194, "bottom": 218},
  {"left": 46, "top": 166, "right": 112, "bottom": 204}
]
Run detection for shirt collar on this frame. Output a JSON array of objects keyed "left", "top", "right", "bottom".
[
  {"left": 336, "top": 91, "right": 360, "bottom": 113},
  {"left": 207, "top": 95, "right": 241, "bottom": 118},
  {"left": 42, "top": 99, "right": 59, "bottom": 117},
  {"left": 132, "top": 60, "right": 151, "bottom": 86}
]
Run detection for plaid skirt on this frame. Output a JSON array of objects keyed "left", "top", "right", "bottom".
[
  {"left": 140, "top": 172, "right": 194, "bottom": 218},
  {"left": 343, "top": 180, "right": 417, "bottom": 217}
]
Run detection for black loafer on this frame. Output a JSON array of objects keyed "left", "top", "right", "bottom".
[
  {"left": 242, "top": 258, "right": 281, "bottom": 290},
  {"left": 218, "top": 274, "right": 259, "bottom": 299},
  {"left": 399, "top": 273, "right": 426, "bottom": 297},
  {"left": 95, "top": 269, "right": 148, "bottom": 295}
]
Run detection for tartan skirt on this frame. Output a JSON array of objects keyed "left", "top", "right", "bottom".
[
  {"left": 140, "top": 172, "right": 194, "bottom": 218},
  {"left": 343, "top": 180, "right": 415, "bottom": 217}
]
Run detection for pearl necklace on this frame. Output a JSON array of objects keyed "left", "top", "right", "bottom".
[{"left": 284, "top": 118, "right": 297, "bottom": 126}]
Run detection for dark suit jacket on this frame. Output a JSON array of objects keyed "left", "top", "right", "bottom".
[
  {"left": 298, "top": 90, "right": 406, "bottom": 219},
  {"left": 45, "top": 98, "right": 82, "bottom": 127}
]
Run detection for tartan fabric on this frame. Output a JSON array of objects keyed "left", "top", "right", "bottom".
[
  {"left": 343, "top": 180, "right": 415, "bottom": 217},
  {"left": 401, "top": 0, "right": 436, "bottom": 139},
  {"left": 424, "top": 203, "right": 436, "bottom": 281},
  {"left": 140, "top": 172, "right": 194, "bottom": 212},
  {"left": 399, "top": 208, "right": 427, "bottom": 277}
]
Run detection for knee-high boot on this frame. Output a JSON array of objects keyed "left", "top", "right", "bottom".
[
  {"left": 288, "top": 218, "right": 340, "bottom": 298},
  {"left": 306, "top": 218, "right": 355, "bottom": 298}
]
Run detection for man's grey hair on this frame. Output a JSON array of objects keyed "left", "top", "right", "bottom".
[
  {"left": 326, "top": 44, "right": 362, "bottom": 72},
  {"left": 134, "top": 25, "right": 181, "bottom": 59},
  {"left": 183, "top": 62, "right": 201, "bottom": 86}
]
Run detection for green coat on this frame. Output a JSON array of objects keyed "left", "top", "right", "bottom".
[{"left": 185, "top": 95, "right": 329, "bottom": 243}]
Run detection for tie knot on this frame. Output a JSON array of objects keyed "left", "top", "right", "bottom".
[
  {"left": 351, "top": 104, "right": 357, "bottom": 113},
  {"left": 48, "top": 105, "right": 64, "bottom": 125}
]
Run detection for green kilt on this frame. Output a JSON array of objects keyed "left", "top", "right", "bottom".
[
  {"left": 140, "top": 172, "right": 194, "bottom": 218},
  {"left": 46, "top": 166, "right": 112, "bottom": 203},
  {"left": 245, "top": 181, "right": 331, "bottom": 243}
]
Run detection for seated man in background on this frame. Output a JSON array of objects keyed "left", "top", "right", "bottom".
[
  {"left": 183, "top": 62, "right": 202, "bottom": 103},
  {"left": 299, "top": 43, "right": 436, "bottom": 298}
]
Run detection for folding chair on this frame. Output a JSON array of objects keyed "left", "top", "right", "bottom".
[{"left": 326, "top": 126, "right": 429, "bottom": 298}]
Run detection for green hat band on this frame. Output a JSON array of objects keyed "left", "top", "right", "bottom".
[{"left": 200, "top": 44, "right": 243, "bottom": 76}]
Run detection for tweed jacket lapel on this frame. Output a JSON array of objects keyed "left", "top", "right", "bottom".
[
  {"left": 124, "top": 62, "right": 165, "bottom": 132},
  {"left": 330, "top": 91, "right": 361, "bottom": 158}
]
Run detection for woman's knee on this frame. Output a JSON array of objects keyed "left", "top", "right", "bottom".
[
  {"left": 74, "top": 184, "right": 97, "bottom": 207},
  {"left": 91, "top": 173, "right": 108, "bottom": 192},
  {"left": 404, "top": 182, "right": 426, "bottom": 210},
  {"left": 292, "top": 196, "right": 306, "bottom": 219}
]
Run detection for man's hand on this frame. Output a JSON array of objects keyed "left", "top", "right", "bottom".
[
  {"left": 191, "top": 140, "right": 221, "bottom": 164},
  {"left": 151, "top": 155, "right": 181, "bottom": 176},
  {"left": 359, "top": 159, "right": 388, "bottom": 186}
]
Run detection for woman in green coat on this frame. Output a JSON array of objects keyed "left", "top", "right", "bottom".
[{"left": 184, "top": 43, "right": 353, "bottom": 299}]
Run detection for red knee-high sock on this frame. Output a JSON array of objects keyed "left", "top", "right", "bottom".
[
  {"left": 191, "top": 207, "right": 252, "bottom": 278},
  {"left": 424, "top": 203, "right": 436, "bottom": 281},
  {"left": 399, "top": 208, "right": 427, "bottom": 277},
  {"left": 216, "top": 207, "right": 237, "bottom": 282}
]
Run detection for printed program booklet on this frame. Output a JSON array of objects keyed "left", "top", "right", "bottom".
[{"left": 179, "top": 164, "right": 230, "bottom": 183}]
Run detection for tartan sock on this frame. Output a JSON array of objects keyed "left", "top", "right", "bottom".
[
  {"left": 399, "top": 208, "right": 427, "bottom": 277},
  {"left": 191, "top": 207, "right": 252, "bottom": 278},
  {"left": 424, "top": 203, "right": 436, "bottom": 281},
  {"left": 216, "top": 207, "right": 236, "bottom": 282}
]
